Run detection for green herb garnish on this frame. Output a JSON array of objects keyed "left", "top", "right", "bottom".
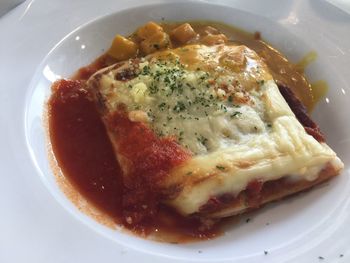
[
  {"left": 216, "top": 165, "right": 226, "bottom": 170},
  {"left": 231, "top": 111, "right": 242, "bottom": 118}
]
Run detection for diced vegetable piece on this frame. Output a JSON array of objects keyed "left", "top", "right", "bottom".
[
  {"left": 219, "top": 46, "right": 246, "bottom": 71},
  {"left": 201, "top": 33, "right": 228, "bottom": 45},
  {"left": 108, "top": 35, "right": 138, "bottom": 60},
  {"left": 140, "top": 31, "right": 169, "bottom": 54},
  {"left": 170, "top": 23, "right": 197, "bottom": 44},
  {"left": 202, "top": 26, "right": 220, "bottom": 35},
  {"left": 137, "top": 21, "right": 164, "bottom": 39}
]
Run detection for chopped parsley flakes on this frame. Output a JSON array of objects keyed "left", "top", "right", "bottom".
[
  {"left": 216, "top": 165, "right": 226, "bottom": 171},
  {"left": 230, "top": 111, "right": 242, "bottom": 118},
  {"left": 173, "top": 101, "right": 186, "bottom": 112},
  {"left": 158, "top": 102, "right": 167, "bottom": 111},
  {"left": 121, "top": 58, "right": 256, "bottom": 154}
]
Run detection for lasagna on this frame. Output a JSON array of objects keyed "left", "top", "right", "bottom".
[{"left": 86, "top": 28, "right": 343, "bottom": 226}]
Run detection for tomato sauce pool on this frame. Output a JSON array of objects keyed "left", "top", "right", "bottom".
[
  {"left": 48, "top": 63, "right": 220, "bottom": 242},
  {"left": 48, "top": 79, "right": 123, "bottom": 220}
]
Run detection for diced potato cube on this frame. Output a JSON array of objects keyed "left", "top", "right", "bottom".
[
  {"left": 137, "top": 21, "right": 164, "bottom": 39},
  {"left": 219, "top": 46, "right": 246, "bottom": 71},
  {"left": 201, "top": 33, "right": 228, "bottom": 45},
  {"left": 202, "top": 26, "right": 220, "bottom": 35},
  {"left": 108, "top": 35, "right": 138, "bottom": 60},
  {"left": 170, "top": 23, "right": 197, "bottom": 44},
  {"left": 140, "top": 31, "right": 169, "bottom": 54}
]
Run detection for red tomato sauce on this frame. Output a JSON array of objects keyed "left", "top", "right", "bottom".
[
  {"left": 107, "top": 112, "right": 191, "bottom": 229},
  {"left": 48, "top": 78, "right": 220, "bottom": 242},
  {"left": 48, "top": 80, "right": 124, "bottom": 220}
]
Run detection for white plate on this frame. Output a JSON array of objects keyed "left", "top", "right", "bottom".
[{"left": 1, "top": 1, "right": 350, "bottom": 262}]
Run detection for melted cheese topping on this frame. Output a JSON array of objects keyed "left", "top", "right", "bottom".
[
  {"left": 88, "top": 44, "right": 343, "bottom": 215},
  {"left": 95, "top": 44, "right": 272, "bottom": 154}
]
